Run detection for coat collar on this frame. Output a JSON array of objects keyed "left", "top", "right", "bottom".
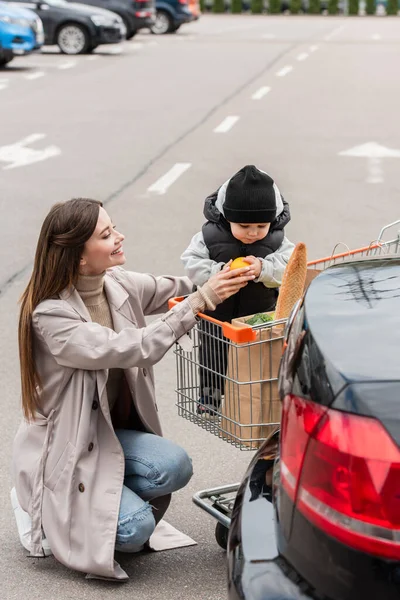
[{"left": 59, "top": 273, "right": 133, "bottom": 327}]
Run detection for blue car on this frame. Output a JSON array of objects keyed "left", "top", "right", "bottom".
[
  {"left": 150, "top": 0, "right": 195, "bottom": 34},
  {"left": 0, "top": 1, "right": 44, "bottom": 66}
]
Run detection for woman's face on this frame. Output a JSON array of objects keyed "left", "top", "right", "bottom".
[{"left": 80, "top": 207, "right": 125, "bottom": 275}]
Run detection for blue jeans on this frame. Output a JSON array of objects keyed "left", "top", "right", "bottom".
[{"left": 115, "top": 430, "right": 193, "bottom": 552}]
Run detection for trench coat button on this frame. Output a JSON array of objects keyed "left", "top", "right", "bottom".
[
  {"left": 92, "top": 400, "right": 99, "bottom": 410},
  {"left": 78, "top": 483, "right": 85, "bottom": 493},
  {"left": 143, "top": 368, "right": 147, "bottom": 377},
  {"left": 88, "top": 443, "right": 94, "bottom": 452}
]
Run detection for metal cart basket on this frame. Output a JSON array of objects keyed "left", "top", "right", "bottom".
[{"left": 169, "top": 220, "right": 400, "bottom": 549}]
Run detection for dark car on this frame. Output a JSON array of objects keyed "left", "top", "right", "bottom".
[
  {"left": 7, "top": 0, "right": 125, "bottom": 53},
  {"left": 150, "top": 0, "right": 195, "bottom": 34},
  {"left": 65, "top": 0, "right": 154, "bottom": 39},
  {"left": 228, "top": 256, "right": 400, "bottom": 600}
]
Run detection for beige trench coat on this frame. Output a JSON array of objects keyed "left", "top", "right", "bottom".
[{"left": 12, "top": 267, "right": 195, "bottom": 580}]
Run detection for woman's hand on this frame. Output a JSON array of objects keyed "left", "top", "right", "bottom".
[{"left": 206, "top": 261, "right": 255, "bottom": 303}]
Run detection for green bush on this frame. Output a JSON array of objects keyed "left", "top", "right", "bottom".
[
  {"left": 365, "top": 0, "right": 375, "bottom": 13},
  {"left": 212, "top": 0, "right": 225, "bottom": 12},
  {"left": 289, "top": 0, "right": 302, "bottom": 13},
  {"left": 348, "top": 0, "right": 359, "bottom": 14},
  {"left": 199, "top": 0, "right": 205, "bottom": 10},
  {"left": 231, "top": 0, "right": 242, "bottom": 11},
  {"left": 386, "top": 0, "right": 398, "bottom": 14},
  {"left": 269, "top": 0, "right": 281, "bottom": 12},
  {"left": 251, "top": 0, "right": 263, "bottom": 12},
  {"left": 327, "top": 0, "right": 338, "bottom": 13},
  {"left": 309, "top": 0, "right": 321, "bottom": 13}
]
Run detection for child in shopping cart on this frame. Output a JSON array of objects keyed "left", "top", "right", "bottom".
[{"left": 181, "top": 164, "right": 294, "bottom": 416}]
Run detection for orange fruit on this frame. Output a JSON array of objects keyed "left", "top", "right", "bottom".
[{"left": 230, "top": 257, "right": 249, "bottom": 271}]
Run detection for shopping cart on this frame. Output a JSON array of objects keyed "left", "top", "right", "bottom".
[{"left": 169, "top": 220, "right": 400, "bottom": 549}]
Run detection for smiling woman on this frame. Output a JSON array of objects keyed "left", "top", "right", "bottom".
[{"left": 10, "top": 197, "right": 256, "bottom": 580}]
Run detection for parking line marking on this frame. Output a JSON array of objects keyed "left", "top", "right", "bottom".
[
  {"left": 0, "top": 78, "right": 9, "bottom": 90},
  {"left": 309, "top": 45, "right": 319, "bottom": 52},
  {"left": 324, "top": 24, "right": 346, "bottom": 41},
  {"left": 262, "top": 33, "right": 276, "bottom": 39},
  {"left": 58, "top": 61, "right": 76, "bottom": 69},
  {"left": 276, "top": 66, "right": 293, "bottom": 77},
  {"left": 213, "top": 116, "right": 240, "bottom": 133},
  {"left": 372, "top": 33, "right": 381, "bottom": 40},
  {"left": 25, "top": 71, "right": 45, "bottom": 80},
  {"left": 252, "top": 86, "right": 271, "bottom": 100},
  {"left": 130, "top": 42, "right": 143, "bottom": 50},
  {"left": 148, "top": 163, "right": 192, "bottom": 195},
  {"left": 296, "top": 52, "right": 309, "bottom": 61},
  {"left": 86, "top": 55, "right": 99, "bottom": 61},
  {"left": 108, "top": 46, "right": 122, "bottom": 54}
]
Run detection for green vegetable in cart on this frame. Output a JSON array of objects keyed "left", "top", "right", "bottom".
[{"left": 245, "top": 313, "right": 274, "bottom": 326}]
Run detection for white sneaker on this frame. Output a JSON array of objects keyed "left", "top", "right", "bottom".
[{"left": 10, "top": 487, "right": 52, "bottom": 556}]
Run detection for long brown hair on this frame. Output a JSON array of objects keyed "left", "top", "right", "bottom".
[{"left": 19, "top": 198, "right": 102, "bottom": 421}]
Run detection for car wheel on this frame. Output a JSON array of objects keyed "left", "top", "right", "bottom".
[
  {"left": 171, "top": 24, "right": 181, "bottom": 32},
  {"left": 57, "top": 23, "right": 90, "bottom": 55},
  {"left": 150, "top": 10, "right": 173, "bottom": 35},
  {"left": 0, "top": 57, "right": 13, "bottom": 67},
  {"left": 215, "top": 522, "right": 229, "bottom": 550},
  {"left": 126, "top": 29, "right": 137, "bottom": 40}
]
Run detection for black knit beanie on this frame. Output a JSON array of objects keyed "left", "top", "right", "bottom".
[{"left": 224, "top": 165, "right": 277, "bottom": 223}]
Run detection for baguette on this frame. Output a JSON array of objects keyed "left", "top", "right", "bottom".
[{"left": 275, "top": 242, "right": 308, "bottom": 321}]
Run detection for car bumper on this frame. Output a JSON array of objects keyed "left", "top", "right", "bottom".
[
  {"left": 175, "top": 8, "right": 195, "bottom": 25},
  {"left": 0, "top": 26, "right": 36, "bottom": 54},
  {"left": 133, "top": 8, "right": 156, "bottom": 30},
  {"left": 227, "top": 434, "right": 313, "bottom": 600},
  {"left": 94, "top": 25, "right": 125, "bottom": 45}
]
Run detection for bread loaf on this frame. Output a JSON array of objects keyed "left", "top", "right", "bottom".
[{"left": 275, "top": 243, "right": 307, "bottom": 321}]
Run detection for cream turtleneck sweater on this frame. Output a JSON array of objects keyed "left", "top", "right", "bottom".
[{"left": 75, "top": 272, "right": 122, "bottom": 411}]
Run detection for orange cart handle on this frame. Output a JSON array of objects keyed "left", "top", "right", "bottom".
[{"left": 168, "top": 296, "right": 257, "bottom": 343}]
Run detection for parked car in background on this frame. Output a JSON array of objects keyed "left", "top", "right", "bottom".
[
  {"left": 0, "top": 1, "right": 43, "bottom": 65},
  {"left": 6, "top": 0, "right": 125, "bottom": 54},
  {"left": 65, "top": 0, "right": 154, "bottom": 40},
  {"left": 150, "top": 0, "right": 195, "bottom": 34},
  {"left": 227, "top": 256, "right": 400, "bottom": 600}
]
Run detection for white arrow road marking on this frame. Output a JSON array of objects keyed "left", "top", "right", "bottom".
[
  {"left": 339, "top": 142, "right": 400, "bottom": 184},
  {"left": 0, "top": 133, "right": 61, "bottom": 170},
  {"left": 309, "top": 45, "right": 319, "bottom": 52},
  {"left": 372, "top": 33, "right": 381, "bottom": 41},
  {"left": 252, "top": 86, "right": 271, "bottom": 100},
  {"left": 148, "top": 163, "right": 191, "bottom": 195}
]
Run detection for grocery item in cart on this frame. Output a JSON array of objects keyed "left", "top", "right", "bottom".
[
  {"left": 222, "top": 243, "right": 314, "bottom": 448},
  {"left": 274, "top": 242, "right": 308, "bottom": 321},
  {"left": 221, "top": 313, "right": 283, "bottom": 448}
]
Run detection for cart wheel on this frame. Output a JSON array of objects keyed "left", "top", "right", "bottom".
[{"left": 215, "top": 522, "right": 229, "bottom": 550}]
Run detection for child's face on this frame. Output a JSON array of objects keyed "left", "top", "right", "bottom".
[{"left": 230, "top": 222, "right": 271, "bottom": 245}]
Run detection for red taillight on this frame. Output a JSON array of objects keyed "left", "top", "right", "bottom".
[
  {"left": 281, "top": 394, "right": 400, "bottom": 560},
  {"left": 280, "top": 395, "right": 327, "bottom": 501},
  {"left": 178, "top": 0, "right": 187, "bottom": 4}
]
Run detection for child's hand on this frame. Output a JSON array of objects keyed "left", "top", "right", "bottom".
[{"left": 243, "top": 256, "right": 262, "bottom": 278}]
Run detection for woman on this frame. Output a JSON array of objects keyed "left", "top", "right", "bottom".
[{"left": 11, "top": 198, "right": 255, "bottom": 581}]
